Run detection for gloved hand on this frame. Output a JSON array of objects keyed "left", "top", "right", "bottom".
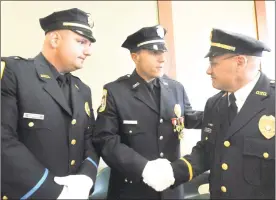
[
  {"left": 55, "top": 174, "right": 93, "bottom": 199},
  {"left": 142, "top": 158, "right": 175, "bottom": 191},
  {"left": 56, "top": 185, "right": 70, "bottom": 199}
]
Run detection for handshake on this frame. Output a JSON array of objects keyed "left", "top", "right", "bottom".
[
  {"left": 54, "top": 174, "right": 93, "bottom": 199},
  {"left": 142, "top": 158, "right": 175, "bottom": 192}
]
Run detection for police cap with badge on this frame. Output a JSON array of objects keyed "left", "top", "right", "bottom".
[
  {"left": 39, "top": 8, "right": 96, "bottom": 42},
  {"left": 205, "top": 28, "right": 271, "bottom": 58},
  {"left": 121, "top": 25, "right": 167, "bottom": 52}
]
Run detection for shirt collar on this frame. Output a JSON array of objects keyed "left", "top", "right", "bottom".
[{"left": 233, "top": 71, "right": 261, "bottom": 103}]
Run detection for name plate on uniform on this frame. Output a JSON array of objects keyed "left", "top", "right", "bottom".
[
  {"left": 23, "top": 113, "right": 44, "bottom": 120},
  {"left": 123, "top": 120, "right": 138, "bottom": 124}
]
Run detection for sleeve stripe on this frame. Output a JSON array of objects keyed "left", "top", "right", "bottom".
[
  {"left": 180, "top": 158, "right": 193, "bottom": 181},
  {"left": 20, "top": 168, "right": 49, "bottom": 200},
  {"left": 86, "top": 157, "right": 98, "bottom": 168}
]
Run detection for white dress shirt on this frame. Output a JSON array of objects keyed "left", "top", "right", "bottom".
[{"left": 229, "top": 72, "right": 261, "bottom": 113}]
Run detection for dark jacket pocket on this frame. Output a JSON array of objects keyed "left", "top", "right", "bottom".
[
  {"left": 122, "top": 124, "right": 142, "bottom": 136},
  {"left": 243, "top": 137, "right": 275, "bottom": 186},
  {"left": 20, "top": 118, "right": 50, "bottom": 131}
]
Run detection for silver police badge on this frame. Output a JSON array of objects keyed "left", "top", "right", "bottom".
[
  {"left": 87, "top": 13, "right": 94, "bottom": 28},
  {"left": 156, "top": 26, "right": 164, "bottom": 38}
]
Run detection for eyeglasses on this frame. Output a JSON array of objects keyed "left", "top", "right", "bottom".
[{"left": 209, "top": 54, "right": 240, "bottom": 67}]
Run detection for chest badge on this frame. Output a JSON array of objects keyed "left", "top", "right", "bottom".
[
  {"left": 99, "top": 89, "right": 107, "bottom": 113},
  {"left": 258, "top": 115, "right": 275, "bottom": 139},
  {"left": 85, "top": 102, "right": 91, "bottom": 117}
]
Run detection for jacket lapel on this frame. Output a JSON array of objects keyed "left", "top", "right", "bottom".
[
  {"left": 224, "top": 73, "right": 270, "bottom": 140},
  {"left": 34, "top": 54, "right": 72, "bottom": 116},
  {"left": 70, "top": 78, "right": 82, "bottom": 119},
  {"left": 210, "top": 92, "right": 228, "bottom": 163},
  {"left": 159, "top": 78, "right": 176, "bottom": 120},
  {"left": 212, "top": 92, "right": 228, "bottom": 138}
]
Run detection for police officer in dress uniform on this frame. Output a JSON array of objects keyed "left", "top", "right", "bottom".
[
  {"left": 92, "top": 25, "right": 203, "bottom": 199},
  {"left": 170, "top": 28, "right": 275, "bottom": 199},
  {"left": 1, "top": 8, "right": 99, "bottom": 199}
]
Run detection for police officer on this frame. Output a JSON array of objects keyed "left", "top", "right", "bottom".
[
  {"left": 170, "top": 28, "right": 275, "bottom": 199},
  {"left": 1, "top": 8, "right": 99, "bottom": 199},
  {"left": 93, "top": 25, "right": 203, "bottom": 199}
]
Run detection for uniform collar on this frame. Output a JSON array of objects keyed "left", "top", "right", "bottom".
[
  {"left": 131, "top": 69, "right": 160, "bottom": 89},
  {"left": 40, "top": 53, "right": 61, "bottom": 80},
  {"left": 229, "top": 71, "right": 261, "bottom": 107}
]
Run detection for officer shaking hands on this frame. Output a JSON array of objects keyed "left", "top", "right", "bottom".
[
  {"left": 93, "top": 25, "right": 203, "bottom": 199},
  {"left": 170, "top": 28, "right": 275, "bottom": 199},
  {"left": 1, "top": 8, "right": 99, "bottom": 199}
]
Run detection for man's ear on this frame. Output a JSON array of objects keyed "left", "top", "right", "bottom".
[
  {"left": 131, "top": 52, "right": 140, "bottom": 65},
  {"left": 49, "top": 31, "right": 60, "bottom": 48},
  {"left": 236, "top": 55, "right": 248, "bottom": 67}
]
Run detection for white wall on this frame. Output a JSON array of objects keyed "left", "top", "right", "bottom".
[
  {"left": 262, "top": 0, "right": 275, "bottom": 79},
  {"left": 172, "top": 1, "right": 258, "bottom": 155},
  {"left": 1, "top": 1, "right": 159, "bottom": 170}
]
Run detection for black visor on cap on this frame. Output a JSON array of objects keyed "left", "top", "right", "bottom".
[{"left": 71, "top": 29, "right": 96, "bottom": 43}]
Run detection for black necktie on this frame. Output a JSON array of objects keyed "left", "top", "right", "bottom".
[
  {"left": 148, "top": 81, "right": 155, "bottom": 93},
  {"left": 57, "top": 74, "right": 71, "bottom": 107},
  {"left": 228, "top": 93, "right": 237, "bottom": 125},
  {"left": 147, "top": 79, "right": 160, "bottom": 109}
]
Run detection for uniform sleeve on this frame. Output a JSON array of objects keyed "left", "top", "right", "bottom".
[
  {"left": 170, "top": 99, "right": 212, "bottom": 187},
  {"left": 92, "top": 87, "right": 148, "bottom": 181},
  {"left": 77, "top": 89, "right": 100, "bottom": 185},
  {"left": 1, "top": 60, "right": 63, "bottom": 199},
  {"left": 182, "top": 85, "right": 204, "bottom": 129}
]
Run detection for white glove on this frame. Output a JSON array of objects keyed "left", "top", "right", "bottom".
[
  {"left": 55, "top": 174, "right": 93, "bottom": 199},
  {"left": 142, "top": 158, "right": 175, "bottom": 191},
  {"left": 56, "top": 185, "right": 70, "bottom": 199}
]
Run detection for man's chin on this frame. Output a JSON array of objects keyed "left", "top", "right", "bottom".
[
  {"left": 211, "top": 81, "right": 219, "bottom": 89},
  {"left": 156, "top": 72, "right": 164, "bottom": 78},
  {"left": 212, "top": 82, "right": 223, "bottom": 91},
  {"left": 75, "top": 64, "right": 83, "bottom": 70}
]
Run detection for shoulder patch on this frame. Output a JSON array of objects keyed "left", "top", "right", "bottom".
[
  {"left": 116, "top": 74, "right": 130, "bottom": 82},
  {"left": 98, "top": 89, "right": 108, "bottom": 113},
  {"left": 1, "top": 61, "right": 6, "bottom": 79},
  {"left": 84, "top": 102, "right": 91, "bottom": 117}
]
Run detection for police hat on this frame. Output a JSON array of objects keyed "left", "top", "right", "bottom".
[
  {"left": 205, "top": 28, "right": 271, "bottom": 58},
  {"left": 39, "top": 8, "right": 96, "bottom": 42},
  {"left": 122, "top": 25, "right": 167, "bottom": 52}
]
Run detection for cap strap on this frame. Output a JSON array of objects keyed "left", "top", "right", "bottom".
[
  {"left": 137, "top": 39, "right": 165, "bottom": 47},
  {"left": 211, "top": 42, "right": 236, "bottom": 51},
  {"left": 63, "top": 22, "right": 92, "bottom": 31}
]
